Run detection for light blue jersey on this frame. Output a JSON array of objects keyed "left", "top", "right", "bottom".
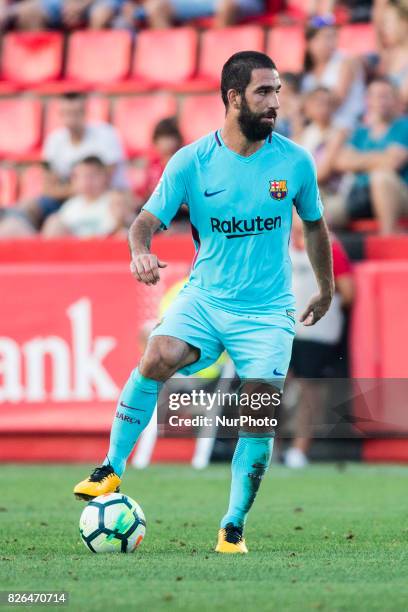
[{"left": 143, "top": 130, "right": 323, "bottom": 316}]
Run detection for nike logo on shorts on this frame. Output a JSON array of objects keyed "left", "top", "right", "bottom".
[{"left": 273, "top": 368, "right": 285, "bottom": 377}]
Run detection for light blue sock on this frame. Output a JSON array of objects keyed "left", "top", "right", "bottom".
[
  {"left": 103, "top": 368, "right": 161, "bottom": 477},
  {"left": 220, "top": 433, "right": 274, "bottom": 529}
]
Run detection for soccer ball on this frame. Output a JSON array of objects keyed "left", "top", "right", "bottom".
[{"left": 79, "top": 493, "right": 146, "bottom": 553}]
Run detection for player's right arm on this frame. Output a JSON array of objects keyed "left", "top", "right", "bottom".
[
  {"left": 128, "top": 148, "right": 189, "bottom": 286},
  {"left": 128, "top": 210, "right": 167, "bottom": 286}
]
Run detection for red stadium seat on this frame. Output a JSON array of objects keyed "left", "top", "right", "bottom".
[
  {"left": 266, "top": 26, "right": 305, "bottom": 73},
  {"left": 180, "top": 94, "right": 225, "bottom": 143},
  {"left": 104, "top": 28, "right": 198, "bottom": 93},
  {"left": 1, "top": 32, "right": 63, "bottom": 86},
  {"left": 337, "top": 24, "right": 377, "bottom": 56},
  {"left": 113, "top": 95, "right": 177, "bottom": 156},
  {"left": 349, "top": 218, "right": 408, "bottom": 233},
  {"left": 133, "top": 28, "right": 198, "bottom": 87},
  {"left": 37, "top": 30, "right": 132, "bottom": 93},
  {"left": 0, "top": 98, "right": 42, "bottom": 161},
  {"left": 19, "top": 164, "right": 46, "bottom": 201},
  {"left": 44, "top": 95, "right": 110, "bottom": 136},
  {"left": 366, "top": 236, "right": 408, "bottom": 261},
  {"left": 0, "top": 167, "right": 18, "bottom": 207},
  {"left": 180, "top": 26, "right": 265, "bottom": 92}
]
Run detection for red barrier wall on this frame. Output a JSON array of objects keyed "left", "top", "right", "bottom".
[
  {"left": 2, "top": 239, "right": 408, "bottom": 462},
  {"left": 352, "top": 261, "right": 408, "bottom": 459},
  {"left": 0, "top": 237, "right": 195, "bottom": 462}
]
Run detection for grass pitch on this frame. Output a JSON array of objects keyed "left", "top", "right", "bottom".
[{"left": 1, "top": 463, "right": 408, "bottom": 611}]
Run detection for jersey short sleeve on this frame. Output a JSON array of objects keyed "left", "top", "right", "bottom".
[
  {"left": 294, "top": 150, "right": 324, "bottom": 222},
  {"left": 142, "top": 148, "right": 189, "bottom": 229}
]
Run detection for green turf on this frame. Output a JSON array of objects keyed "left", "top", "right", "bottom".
[{"left": 1, "top": 463, "right": 408, "bottom": 612}]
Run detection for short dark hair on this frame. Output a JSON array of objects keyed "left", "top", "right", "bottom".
[
  {"left": 221, "top": 51, "right": 277, "bottom": 108},
  {"left": 62, "top": 92, "right": 85, "bottom": 102},
  {"left": 76, "top": 155, "right": 105, "bottom": 169},
  {"left": 153, "top": 117, "right": 182, "bottom": 143}
]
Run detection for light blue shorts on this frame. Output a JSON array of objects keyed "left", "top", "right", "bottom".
[
  {"left": 150, "top": 289, "right": 295, "bottom": 387},
  {"left": 170, "top": 0, "right": 264, "bottom": 20}
]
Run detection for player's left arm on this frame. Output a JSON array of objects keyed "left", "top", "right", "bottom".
[
  {"left": 300, "top": 217, "right": 335, "bottom": 326},
  {"left": 294, "top": 150, "right": 334, "bottom": 326}
]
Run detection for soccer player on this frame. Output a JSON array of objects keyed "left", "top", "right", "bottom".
[{"left": 74, "top": 51, "right": 334, "bottom": 554}]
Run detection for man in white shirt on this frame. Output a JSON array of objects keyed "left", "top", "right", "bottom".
[
  {"left": 0, "top": 92, "right": 128, "bottom": 238},
  {"left": 43, "top": 93, "right": 127, "bottom": 191},
  {"left": 42, "top": 156, "right": 129, "bottom": 238}
]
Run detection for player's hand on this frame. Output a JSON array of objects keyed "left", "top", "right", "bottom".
[
  {"left": 300, "top": 292, "right": 332, "bottom": 326},
  {"left": 130, "top": 254, "right": 167, "bottom": 286}
]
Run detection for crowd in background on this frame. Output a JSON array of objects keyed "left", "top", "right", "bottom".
[
  {"left": 0, "top": 0, "right": 406, "bottom": 465},
  {"left": 0, "top": 0, "right": 406, "bottom": 238}
]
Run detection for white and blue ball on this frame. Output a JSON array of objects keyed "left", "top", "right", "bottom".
[{"left": 79, "top": 493, "right": 146, "bottom": 553}]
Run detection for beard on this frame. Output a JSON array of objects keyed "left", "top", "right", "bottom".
[{"left": 237, "top": 96, "right": 276, "bottom": 142}]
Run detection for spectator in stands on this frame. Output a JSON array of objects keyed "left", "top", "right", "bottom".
[
  {"left": 335, "top": 77, "right": 408, "bottom": 234},
  {"left": 139, "top": 117, "right": 182, "bottom": 203},
  {"left": 136, "top": 117, "right": 189, "bottom": 230},
  {"left": 274, "top": 72, "right": 304, "bottom": 140},
  {"left": 296, "top": 86, "right": 348, "bottom": 227},
  {"left": 119, "top": 0, "right": 265, "bottom": 29},
  {"left": 301, "top": 15, "right": 366, "bottom": 130},
  {"left": 285, "top": 212, "right": 354, "bottom": 469},
  {"left": 0, "top": 92, "right": 128, "bottom": 237},
  {"left": 42, "top": 156, "right": 130, "bottom": 237},
  {"left": 377, "top": 0, "right": 408, "bottom": 109},
  {"left": 0, "top": 0, "right": 126, "bottom": 30}
]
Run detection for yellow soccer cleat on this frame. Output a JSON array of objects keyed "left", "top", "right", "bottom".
[
  {"left": 215, "top": 523, "right": 248, "bottom": 554},
  {"left": 74, "top": 465, "right": 121, "bottom": 501}
]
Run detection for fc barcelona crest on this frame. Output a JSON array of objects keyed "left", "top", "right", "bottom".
[{"left": 269, "top": 180, "right": 288, "bottom": 201}]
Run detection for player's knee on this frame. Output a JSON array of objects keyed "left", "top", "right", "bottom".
[{"left": 139, "top": 340, "right": 184, "bottom": 381}]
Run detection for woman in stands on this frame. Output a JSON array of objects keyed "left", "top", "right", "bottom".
[
  {"left": 301, "top": 15, "right": 366, "bottom": 131},
  {"left": 377, "top": 0, "right": 408, "bottom": 110}
]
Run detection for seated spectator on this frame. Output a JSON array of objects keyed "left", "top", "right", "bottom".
[
  {"left": 274, "top": 72, "right": 303, "bottom": 140},
  {"left": 296, "top": 86, "right": 348, "bottom": 227},
  {"left": 136, "top": 117, "right": 189, "bottom": 231},
  {"left": 0, "top": 92, "right": 128, "bottom": 238},
  {"left": 335, "top": 77, "right": 408, "bottom": 234},
  {"left": 377, "top": 0, "right": 408, "bottom": 109},
  {"left": 285, "top": 212, "right": 354, "bottom": 469},
  {"left": 138, "top": 117, "right": 182, "bottom": 203},
  {"left": 119, "top": 0, "right": 265, "bottom": 29},
  {"left": 0, "top": 0, "right": 125, "bottom": 31},
  {"left": 301, "top": 16, "right": 366, "bottom": 130},
  {"left": 42, "top": 156, "right": 130, "bottom": 238}
]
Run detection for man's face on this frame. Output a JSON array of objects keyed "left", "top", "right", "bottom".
[
  {"left": 154, "top": 135, "right": 181, "bottom": 160},
  {"left": 236, "top": 68, "right": 281, "bottom": 142},
  {"left": 72, "top": 163, "right": 108, "bottom": 199},
  {"left": 367, "top": 82, "right": 398, "bottom": 121},
  {"left": 60, "top": 98, "right": 86, "bottom": 133},
  {"left": 305, "top": 89, "right": 333, "bottom": 124}
]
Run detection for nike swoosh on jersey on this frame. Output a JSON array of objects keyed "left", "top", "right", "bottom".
[{"left": 204, "top": 189, "right": 226, "bottom": 197}]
